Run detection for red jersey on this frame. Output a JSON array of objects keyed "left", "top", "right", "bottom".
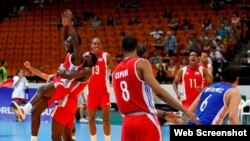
[
  {"left": 181, "top": 65, "right": 204, "bottom": 108},
  {"left": 112, "top": 57, "right": 157, "bottom": 115},
  {"left": 52, "top": 53, "right": 83, "bottom": 88},
  {"left": 50, "top": 52, "right": 91, "bottom": 129},
  {"left": 48, "top": 53, "right": 83, "bottom": 106},
  {"left": 87, "top": 52, "right": 110, "bottom": 94}
]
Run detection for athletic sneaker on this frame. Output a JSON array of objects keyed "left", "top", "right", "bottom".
[
  {"left": 95, "top": 117, "right": 103, "bottom": 122},
  {"left": 79, "top": 118, "right": 89, "bottom": 123},
  {"left": 11, "top": 101, "right": 26, "bottom": 121},
  {"left": 11, "top": 106, "right": 19, "bottom": 115},
  {"left": 16, "top": 115, "right": 24, "bottom": 122}
]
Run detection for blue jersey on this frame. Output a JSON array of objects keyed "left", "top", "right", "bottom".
[{"left": 188, "top": 82, "right": 233, "bottom": 125}]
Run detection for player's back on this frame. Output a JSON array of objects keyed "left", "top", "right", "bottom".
[
  {"left": 112, "top": 57, "right": 157, "bottom": 115},
  {"left": 189, "top": 82, "right": 233, "bottom": 125}
]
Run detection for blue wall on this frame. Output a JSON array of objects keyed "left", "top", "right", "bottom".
[{"left": 0, "top": 87, "right": 54, "bottom": 122}]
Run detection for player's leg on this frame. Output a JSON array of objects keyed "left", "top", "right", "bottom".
[
  {"left": 71, "top": 125, "right": 76, "bottom": 141},
  {"left": 52, "top": 106, "right": 75, "bottom": 141},
  {"left": 82, "top": 103, "right": 88, "bottom": 119},
  {"left": 63, "top": 116, "right": 75, "bottom": 141},
  {"left": 31, "top": 98, "right": 49, "bottom": 139},
  {"left": 101, "top": 94, "right": 111, "bottom": 141},
  {"left": 78, "top": 104, "right": 85, "bottom": 122},
  {"left": 27, "top": 84, "right": 55, "bottom": 108},
  {"left": 88, "top": 109, "right": 97, "bottom": 141},
  {"left": 51, "top": 106, "right": 69, "bottom": 141},
  {"left": 102, "top": 107, "right": 111, "bottom": 141},
  {"left": 77, "top": 95, "right": 88, "bottom": 122},
  {"left": 63, "top": 127, "right": 73, "bottom": 141},
  {"left": 11, "top": 83, "right": 55, "bottom": 120},
  {"left": 12, "top": 98, "right": 23, "bottom": 105},
  {"left": 51, "top": 118, "right": 65, "bottom": 141},
  {"left": 87, "top": 94, "right": 99, "bottom": 141}
]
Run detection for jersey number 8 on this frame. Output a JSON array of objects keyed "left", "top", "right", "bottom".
[{"left": 120, "top": 81, "right": 130, "bottom": 102}]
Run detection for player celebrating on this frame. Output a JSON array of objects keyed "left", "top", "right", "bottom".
[
  {"left": 11, "top": 9, "right": 95, "bottom": 141},
  {"left": 112, "top": 35, "right": 200, "bottom": 141},
  {"left": 173, "top": 51, "right": 212, "bottom": 109},
  {"left": 86, "top": 37, "right": 116, "bottom": 141}
]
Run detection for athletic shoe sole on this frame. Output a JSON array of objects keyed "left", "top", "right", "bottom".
[{"left": 11, "top": 101, "right": 25, "bottom": 121}]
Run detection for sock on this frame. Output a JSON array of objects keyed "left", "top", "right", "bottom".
[
  {"left": 104, "top": 134, "right": 111, "bottom": 141},
  {"left": 31, "top": 136, "right": 37, "bottom": 141},
  {"left": 23, "top": 103, "right": 32, "bottom": 114},
  {"left": 90, "top": 134, "right": 97, "bottom": 141},
  {"left": 72, "top": 135, "right": 75, "bottom": 140}
]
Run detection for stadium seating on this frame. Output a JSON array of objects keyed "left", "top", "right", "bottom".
[{"left": 0, "top": 0, "right": 247, "bottom": 77}]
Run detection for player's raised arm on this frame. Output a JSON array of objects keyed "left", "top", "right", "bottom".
[
  {"left": 64, "top": 9, "right": 83, "bottom": 58},
  {"left": 61, "top": 11, "right": 69, "bottom": 42}
]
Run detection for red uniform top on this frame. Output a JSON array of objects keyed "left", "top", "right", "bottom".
[
  {"left": 112, "top": 57, "right": 157, "bottom": 115},
  {"left": 87, "top": 52, "right": 109, "bottom": 94},
  {"left": 53, "top": 53, "right": 83, "bottom": 88},
  {"left": 181, "top": 65, "right": 204, "bottom": 108},
  {"left": 48, "top": 53, "right": 84, "bottom": 105}
]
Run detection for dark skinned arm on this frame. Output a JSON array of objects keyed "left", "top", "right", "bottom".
[{"left": 64, "top": 67, "right": 92, "bottom": 80}]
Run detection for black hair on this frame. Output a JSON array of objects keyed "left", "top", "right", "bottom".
[
  {"left": 122, "top": 35, "right": 138, "bottom": 52},
  {"left": 1, "top": 60, "right": 6, "bottom": 66},
  {"left": 221, "top": 67, "right": 240, "bottom": 83},
  {"left": 200, "top": 51, "right": 208, "bottom": 56},
  {"left": 120, "top": 31, "right": 126, "bottom": 37},
  {"left": 16, "top": 69, "right": 22, "bottom": 75},
  {"left": 189, "top": 51, "right": 198, "bottom": 56},
  {"left": 137, "top": 46, "right": 147, "bottom": 58},
  {"left": 89, "top": 51, "right": 98, "bottom": 67}
]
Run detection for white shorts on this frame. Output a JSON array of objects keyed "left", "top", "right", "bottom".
[{"left": 11, "top": 88, "right": 26, "bottom": 99}]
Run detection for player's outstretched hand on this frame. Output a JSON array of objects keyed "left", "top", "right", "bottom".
[
  {"left": 163, "top": 112, "right": 185, "bottom": 125},
  {"left": 65, "top": 9, "right": 72, "bottom": 21},
  {"left": 183, "top": 110, "right": 200, "bottom": 125},
  {"left": 61, "top": 10, "right": 69, "bottom": 26},
  {"left": 24, "top": 61, "right": 31, "bottom": 69}
]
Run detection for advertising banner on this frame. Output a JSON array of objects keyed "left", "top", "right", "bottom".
[{"left": 0, "top": 87, "right": 54, "bottom": 122}]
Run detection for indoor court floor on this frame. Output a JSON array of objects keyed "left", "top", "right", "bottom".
[{"left": 0, "top": 121, "right": 170, "bottom": 141}]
